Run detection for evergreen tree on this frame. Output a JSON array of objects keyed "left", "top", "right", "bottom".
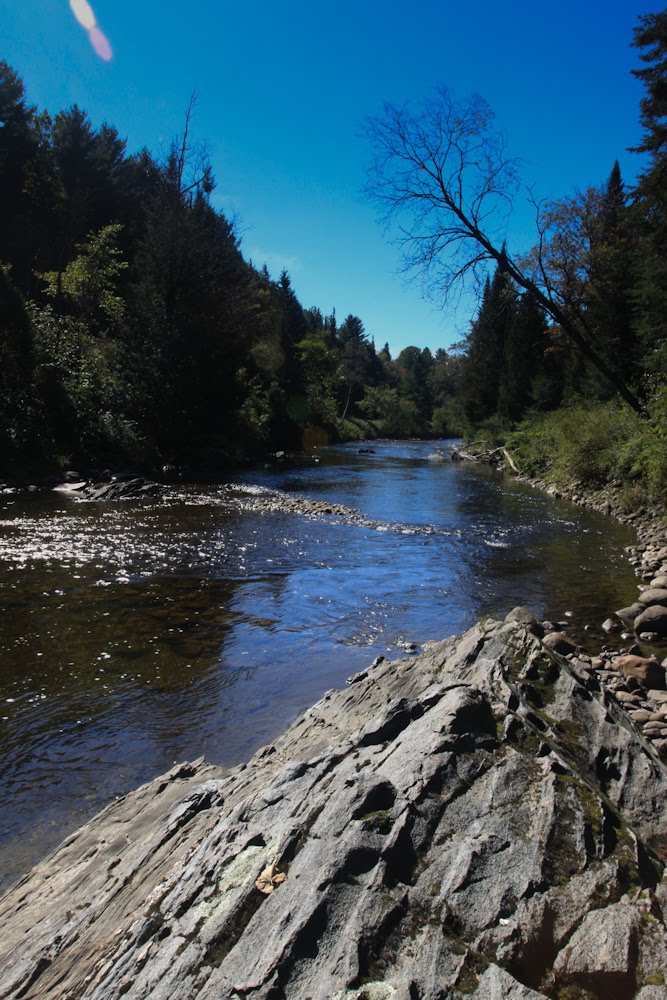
[
  {"left": 395, "top": 346, "right": 434, "bottom": 428},
  {"left": 631, "top": 10, "right": 667, "bottom": 377},
  {"left": 0, "top": 62, "right": 40, "bottom": 286},
  {"left": 497, "top": 293, "right": 548, "bottom": 422},
  {"left": 336, "top": 315, "right": 383, "bottom": 425},
  {"left": 585, "top": 163, "right": 636, "bottom": 383},
  {"left": 461, "top": 264, "right": 514, "bottom": 424}
]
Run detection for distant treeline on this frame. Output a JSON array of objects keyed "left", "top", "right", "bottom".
[
  {"left": 0, "top": 65, "right": 461, "bottom": 475},
  {"left": 0, "top": 9, "right": 665, "bottom": 476}
]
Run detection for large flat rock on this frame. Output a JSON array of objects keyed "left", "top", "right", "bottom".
[{"left": 2, "top": 619, "right": 667, "bottom": 999}]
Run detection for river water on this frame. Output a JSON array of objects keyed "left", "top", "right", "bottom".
[{"left": 0, "top": 439, "right": 639, "bottom": 892}]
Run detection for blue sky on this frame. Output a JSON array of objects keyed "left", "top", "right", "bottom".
[{"left": 1, "top": 0, "right": 658, "bottom": 355}]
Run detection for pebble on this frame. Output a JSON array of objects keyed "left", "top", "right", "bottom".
[
  {"left": 522, "top": 474, "right": 667, "bottom": 759},
  {"left": 596, "top": 671, "right": 614, "bottom": 682},
  {"left": 616, "top": 691, "right": 642, "bottom": 704},
  {"left": 642, "top": 722, "right": 665, "bottom": 734},
  {"left": 629, "top": 710, "right": 656, "bottom": 724}
]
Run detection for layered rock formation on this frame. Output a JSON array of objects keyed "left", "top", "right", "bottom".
[{"left": 2, "top": 617, "right": 667, "bottom": 999}]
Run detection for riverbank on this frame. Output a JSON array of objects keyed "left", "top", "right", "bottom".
[
  {"left": 503, "top": 399, "right": 667, "bottom": 578},
  {"left": 2, "top": 615, "right": 667, "bottom": 999},
  {"left": 513, "top": 474, "right": 667, "bottom": 583},
  {"left": 452, "top": 433, "right": 667, "bottom": 621},
  {"left": 447, "top": 441, "right": 667, "bottom": 764}
]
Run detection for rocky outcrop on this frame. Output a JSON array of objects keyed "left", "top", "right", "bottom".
[{"left": 2, "top": 617, "right": 667, "bottom": 999}]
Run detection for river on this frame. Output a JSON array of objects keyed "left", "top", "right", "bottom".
[{"left": 0, "top": 439, "right": 639, "bottom": 892}]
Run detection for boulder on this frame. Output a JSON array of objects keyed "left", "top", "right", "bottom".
[
  {"left": 615, "top": 690, "right": 642, "bottom": 705},
  {"left": 1, "top": 620, "right": 667, "bottom": 1000},
  {"left": 628, "top": 709, "right": 657, "bottom": 724},
  {"left": 553, "top": 903, "right": 639, "bottom": 982},
  {"left": 650, "top": 575, "right": 667, "bottom": 590},
  {"left": 614, "top": 655, "right": 666, "bottom": 691},
  {"left": 615, "top": 602, "right": 645, "bottom": 625},
  {"left": 637, "top": 588, "right": 667, "bottom": 608},
  {"left": 634, "top": 605, "right": 667, "bottom": 637},
  {"left": 542, "top": 631, "right": 577, "bottom": 655},
  {"left": 504, "top": 606, "right": 545, "bottom": 638}
]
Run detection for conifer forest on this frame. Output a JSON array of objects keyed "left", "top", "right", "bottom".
[{"left": 0, "top": 11, "right": 666, "bottom": 495}]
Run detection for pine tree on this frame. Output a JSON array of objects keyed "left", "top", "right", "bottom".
[
  {"left": 461, "top": 264, "right": 514, "bottom": 424},
  {"left": 0, "top": 63, "right": 39, "bottom": 285},
  {"left": 498, "top": 293, "right": 548, "bottom": 422},
  {"left": 584, "top": 162, "right": 636, "bottom": 386},
  {"left": 631, "top": 11, "right": 667, "bottom": 378}
]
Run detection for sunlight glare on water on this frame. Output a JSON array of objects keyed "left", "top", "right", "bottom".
[{"left": 0, "top": 440, "right": 641, "bottom": 892}]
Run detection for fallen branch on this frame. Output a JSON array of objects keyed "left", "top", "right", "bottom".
[{"left": 502, "top": 448, "right": 520, "bottom": 474}]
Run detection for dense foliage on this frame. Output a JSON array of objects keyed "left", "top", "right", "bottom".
[
  {"left": 0, "top": 68, "right": 464, "bottom": 476},
  {"left": 482, "top": 14, "right": 665, "bottom": 419},
  {"left": 505, "top": 387, "right": 667, "bottom": 507},
  {"left": 473, "top": 10, "right": 667, "bottom": 505},
  {"left": 0, "top": 9, "right": 665, "bottom": 480}
]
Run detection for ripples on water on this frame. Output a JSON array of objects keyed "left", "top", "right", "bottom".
[{"left": 0, "top": 439, "right": 639, "bottom": 890}]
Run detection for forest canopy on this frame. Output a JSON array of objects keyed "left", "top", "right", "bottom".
[{"left": 0, "top": 8, "right": 665, "bottom": 477}]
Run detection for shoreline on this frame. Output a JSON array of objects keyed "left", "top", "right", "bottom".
[
  {"left": 1, "top": 616, "right": 667, "bottom": 998},
  {"left": 477, "top": 459, "right": 667, "bottom": 761},
  {"left": 515, "top": 472, "right": 667, "bottom": 583},
  {"left": 2, "top": 457, "right": 667, "bottom": 994}
]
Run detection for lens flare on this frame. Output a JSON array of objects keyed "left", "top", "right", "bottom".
[
  {"left": 69, "top": 0, "right": 96, "bottom": 31},
  {"left": 69, "top": 0, "right": 113, "bottom": 61},
  {"left": 89, "top": 26, "right": 113, "bottom": 61}
]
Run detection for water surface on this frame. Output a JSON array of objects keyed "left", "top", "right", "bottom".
[{"left": 0, "top": 440, "right": 638, "bottom": 891}]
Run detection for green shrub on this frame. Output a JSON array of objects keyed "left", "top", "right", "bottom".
[{"left": 505, "top": 393, "right": 667, "bottom": 509}]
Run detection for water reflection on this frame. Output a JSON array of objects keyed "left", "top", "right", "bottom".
[{"left": 0, "top": 439, "right": 640, "bottom": 891}]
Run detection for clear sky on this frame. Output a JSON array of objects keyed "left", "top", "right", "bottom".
[{"left": 1, "top": 0, "right": 658, "bottom": 356}]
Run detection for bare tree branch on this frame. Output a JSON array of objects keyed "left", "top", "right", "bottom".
[{"left": 364, "top": 87, "right": 644, "bottom": 414}]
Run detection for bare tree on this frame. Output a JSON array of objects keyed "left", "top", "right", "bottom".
[
  {"left": 168, "top": 93, "right": 214, "bottom": 202},
  {"left": 365, "top": 87, "right": 643, "bottom": 414}
]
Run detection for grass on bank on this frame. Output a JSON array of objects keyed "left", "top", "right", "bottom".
[{"left": 480, "top": 388, "right": 667, "bottom": 513}]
